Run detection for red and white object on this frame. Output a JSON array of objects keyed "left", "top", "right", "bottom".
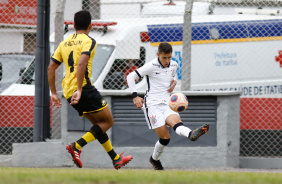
[{"left": 168, "top": 93, "right": 188, "bottom": 113}]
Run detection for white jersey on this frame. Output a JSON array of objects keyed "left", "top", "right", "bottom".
[{"left": 127, "top": 57, "right": 178, "bottom": 106}]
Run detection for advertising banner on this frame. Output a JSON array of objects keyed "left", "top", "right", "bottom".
[{"left": 0, "top": 0, "right": 37, "bottom": 25}]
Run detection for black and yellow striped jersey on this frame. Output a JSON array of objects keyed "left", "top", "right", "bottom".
[{"left": 51, "top": 33, "right": 97, "bottom": 99}]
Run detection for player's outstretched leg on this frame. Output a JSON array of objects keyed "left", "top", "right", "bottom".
[
  {"left": 149, "top": 156, "right": 164, "bottom": 170},
  {"left": 66, "top": 142, "right": 83, "bottom": 168},
  {"left": 113, "top": 152, "right": 133, "bottom": 170},
  {"left": 189, "top": 123, "right": 210, "bottom": 141}
]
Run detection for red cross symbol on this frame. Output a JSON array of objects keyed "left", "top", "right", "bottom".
[{"left": 275, "top": 50, "right": 282, "bottom": 67}]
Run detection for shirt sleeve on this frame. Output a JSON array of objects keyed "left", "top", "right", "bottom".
[
  {"left": 51, "top": 42, "right": 63, "bottom": 65},
  {"left": 135, "top": 62, "right": 153, "bottom": 78},
  {"left": 127, "top": 62, "right": 153, "bottom": 93},
  {"left": 127, "top": 71, "right": 139, "bottom": 93},
  {"left": 81, "top": 38, "right": 96, "bottom": 56}
]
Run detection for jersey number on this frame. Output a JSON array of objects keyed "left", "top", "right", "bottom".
[{"left": 68, "top": 51, "right": 74, "bottom": 73}]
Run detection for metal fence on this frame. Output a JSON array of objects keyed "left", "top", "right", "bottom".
[
  {"left": 0, "top": 0, "right": 281, "bottom": 158},
  {"left": 0, "top": 0, "right": 37, "bottom": 154}
]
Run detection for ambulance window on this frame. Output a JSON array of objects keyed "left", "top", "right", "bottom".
[
  {"left": 103, "top": 47, "right": 146, "bottom": 90},
  {"left": 0, "top": 55, "right": 33, "bottom": 83},
  {"left": 91, "top": 45, "right": 114, "bottom": 82},
  {"left": 18, "top": 58, "right": 35, "bottom": 85},
  {"left": 103, "top": 59, "right": 125, "bottom": 90},
  {"left": 0, "top": 54, "right": 35, "bottom": 93}
]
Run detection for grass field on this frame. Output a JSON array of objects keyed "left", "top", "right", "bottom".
[{"left": 0, "top": 167, "right": 281, "bottom": 184}]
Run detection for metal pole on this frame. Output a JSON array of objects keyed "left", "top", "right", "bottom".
[
  {"left": 181, "top": 0, "right": 193, "bottom": 91},
  {"left": 33, "top": 0, "right": 50, "bottom": 142},
  {"left": 52, "top": 0, "right": 66, "bottom": 139},
  {"left": 43, "top": 0, "right": 51, "bottom": 140},
  {"left": 54, "top": 0, "right": 66, "bottom": 49}
]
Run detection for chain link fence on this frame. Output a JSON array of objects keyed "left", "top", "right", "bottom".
[
  {"left": 0, "top": 0, "right": 37, "bottom": 154},
  {"left": 0, "top": 0, "right": 281, "bottom": 158}
]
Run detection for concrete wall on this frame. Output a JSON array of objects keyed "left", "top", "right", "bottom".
[
  {"left": 1, "top": 91, "right": 243, "bottom": 169},
  {"left": 0, "top": 32, "right": 24, "bottom": 53}
]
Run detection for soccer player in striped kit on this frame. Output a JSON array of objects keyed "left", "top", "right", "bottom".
[{"left": 127, "top": 42, "right": 209, "bottom": 170}]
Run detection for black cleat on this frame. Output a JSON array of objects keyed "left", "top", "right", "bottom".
[
  {"left": 189, "top": 123, "right": 210, "bottom": 141},
  {"left": 149, "top": 156, "right": 164, "bottom": 170}
]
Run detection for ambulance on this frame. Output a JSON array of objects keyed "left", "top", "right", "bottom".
[{"left": 63, "top": 14, "right": 282, "bottom": 100}]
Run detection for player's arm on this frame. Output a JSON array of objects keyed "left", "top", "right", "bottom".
[
  {"left": 48, "top": 60, "right": 62, "bottom": 108},
  {"left": 168, "top": 80, "right": 177, "bottom": 93},
  {"left": 127, "top": 63, "right": 152, "bottom": 108},
  {"left": 77, "top": 54, "right": 89, "bottom": 92},
  {"left": 70, "top": 54, "right": 89, "bottom": 105},
  {"left": 168, "top": 63, "right": 178, "bottom": 93},
  {"left": 71, "top": 38, "right": 95, "bottom": 105},
  {"left": 127, "top": 71, "right": 144, "bottom": 108}
]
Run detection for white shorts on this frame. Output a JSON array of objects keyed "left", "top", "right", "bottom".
[{"left": 142, "top": 104, "right": 179, "bottom": 129}]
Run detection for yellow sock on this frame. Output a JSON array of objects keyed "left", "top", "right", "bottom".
[
  {"left": 102, "top": 139, "right": 113, "bottom": 152},
  {"left": 102, "top": 140, "right": 120, "bottom": 160},
  {"left": 75, "top": 142, "right": 82, "bottom": 150},
  {"left": 114, "top": 154, "right": 120, "bottom": 160},
  {"left": 82, "top": 132, "right": 96, "bottom": 143},
  {"left": 75, "top": 132, "right": 96, "bottom": 150}
]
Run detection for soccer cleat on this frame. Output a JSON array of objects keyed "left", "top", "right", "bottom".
[
  {"left": 113, "top": 152, "right": 133, "bottom": 170},
  {"left": 66, "top": 142, "right": 83, "bottom": 168},
  {"left": 189, "top": 123, "right": 210, "bottom": 141},
  {"left": 149, "top": 156, "right": 164, "bottom": 170}
]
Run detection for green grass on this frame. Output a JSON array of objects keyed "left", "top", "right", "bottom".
[{"left": 0, "top": 167, "right": 281, "bottom": 184}]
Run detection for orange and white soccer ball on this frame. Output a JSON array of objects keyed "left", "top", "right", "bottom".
[{"left": 168, "top": 93, "right": 188, "bottom": 113}]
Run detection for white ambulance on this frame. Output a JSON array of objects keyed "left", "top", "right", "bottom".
[{"left": 62, "top": 15, "right": 282, "bottom": 95}]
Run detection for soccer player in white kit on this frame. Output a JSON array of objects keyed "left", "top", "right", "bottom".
[{"left": 127, "top": 43, "right": 210, "bottom": 170}]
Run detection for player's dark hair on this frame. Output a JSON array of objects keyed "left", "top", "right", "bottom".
[
  {"left": 158, "top": 42, "right": 172, "bottom": 54},
  {"left": 74, "top": 10, "right": 91, "bottom": 30}
]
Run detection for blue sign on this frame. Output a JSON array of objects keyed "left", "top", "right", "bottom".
[{"left": 172, "top": 51, "right": 182, "bottom": 80}]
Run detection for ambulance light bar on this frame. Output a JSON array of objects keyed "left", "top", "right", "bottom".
[
  {"left": 64, "top": 21, "right": 117, "bottom": 27},
  {"left": 64, "top": 21, "right": 117, "bottom": 33}
]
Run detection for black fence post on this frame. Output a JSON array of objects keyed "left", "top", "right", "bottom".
[{"left": 34, "top": 0, "right": 50, "bottom": 142}]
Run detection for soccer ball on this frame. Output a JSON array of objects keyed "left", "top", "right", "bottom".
[{"left": 168, "top": 93, "right": 188, "bottom": 113}]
